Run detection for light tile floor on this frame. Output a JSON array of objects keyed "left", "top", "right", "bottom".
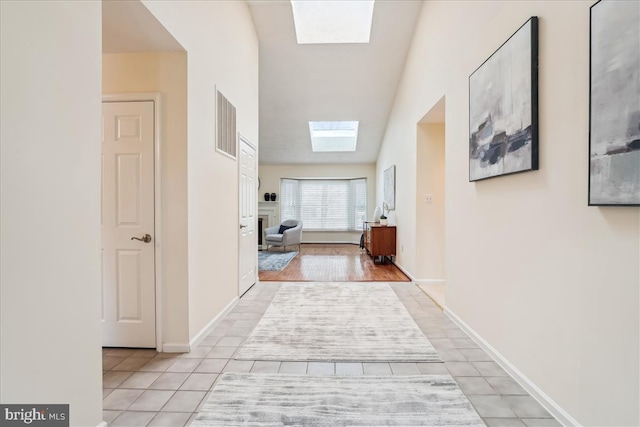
[{"left": 103, "top": 282, "right": 561, "bottom": 427}]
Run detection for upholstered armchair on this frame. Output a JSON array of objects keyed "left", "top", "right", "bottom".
[{"left": 264, "top": 219, "right": 303, "bottom": 251}]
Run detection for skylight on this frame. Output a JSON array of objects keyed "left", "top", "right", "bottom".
[
  {"left": 309, "top": 121, "right": 359, "bottom": 152},
  {"left": 291, "top": 1, "right": 375, "bottom": 44}
]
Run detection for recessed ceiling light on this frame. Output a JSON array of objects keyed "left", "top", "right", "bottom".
[
  {"left": 291, "top": 1, "right": 375, "bottom": 44},
  {"left": 309, "top": 121, "right": 359, "bottom": 152}
]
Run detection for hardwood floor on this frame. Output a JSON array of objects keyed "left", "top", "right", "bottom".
[{"left": 258, "top": 243, "right": 410, "bottom": 282}]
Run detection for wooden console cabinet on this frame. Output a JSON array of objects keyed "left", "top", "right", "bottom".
[{"left": 363, "top": 222, "right": 396, "bottom": 263}]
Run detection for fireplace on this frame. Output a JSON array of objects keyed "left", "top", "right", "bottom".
[
  {"left": 258, "top": 217, "right": 264, "bottom": 247},
  {"left": 258, "top": 214, "right": 269, "bottom": 250},
  {"left": 258, "top": 202, "right": 278, "bottom": 251}
]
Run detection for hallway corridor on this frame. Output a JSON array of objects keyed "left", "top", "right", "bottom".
[{"left": 102, "top": 282, "right": 560, "bottom": 426}]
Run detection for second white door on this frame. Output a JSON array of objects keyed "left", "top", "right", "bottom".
[
  {"left": 102, "top": 100, "right": 156, "bottom": 348},
  {"left": 239, "top": 136, "right": 257, "bottom": 296}
]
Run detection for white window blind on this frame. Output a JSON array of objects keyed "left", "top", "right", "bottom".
[
  {"left": 351, "top": 178, "right": 367, "bottom": 228},
  {"left": 281, "top": 178, "right": 367, "bottom": 231}
]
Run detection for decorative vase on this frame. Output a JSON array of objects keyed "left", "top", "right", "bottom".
[
  {"left": 373, "top": 206, "right": 382, "bottom": 222},
  {"left": 380, "top": 218, "right": 388, "bottom": 226},
  {"left": 264, "top": 193, "right": 270, "bottom": 201},
  {"left": 270, "top": 193, "right": 276, "bottom": 201}
]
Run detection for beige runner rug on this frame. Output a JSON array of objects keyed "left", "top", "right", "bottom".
[{"left": 234, "top": 282, "right": 441, "bottom": 362}]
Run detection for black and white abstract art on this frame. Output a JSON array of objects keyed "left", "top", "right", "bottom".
[
  {"left": 383, "top": 165, "right": 395, "bottom": 210},
  {"left": 589, "top": 0, "right": 640, "bottom": 206},
  {"left": 469, "top": 17, "right": 539, "bottom": 181}
]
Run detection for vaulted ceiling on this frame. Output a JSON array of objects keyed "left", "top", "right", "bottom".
[
  {"left": 102, "top": 0, "right": 183, "bottom": 53},
  {"left": 103, "top": 0, "right": 423, "bottom": 165},
  {"left": 248, "top": 1, "right": 423, "bottom": 164}
]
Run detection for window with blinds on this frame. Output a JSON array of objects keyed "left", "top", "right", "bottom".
[
  {"left": 216, "top": 89, "right": 237, "bottom": 159},
  {"left": 280, "top": 178, "right": 367, "bottom": 231}
]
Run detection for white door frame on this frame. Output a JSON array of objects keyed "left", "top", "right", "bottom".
[
  {"left": 102, "top": 93, "right": 164, "bottom": 352},
  {"left": 238, "top": 132, "right": 258, "bottom": 296}
]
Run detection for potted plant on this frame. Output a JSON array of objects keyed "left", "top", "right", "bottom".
[{"left": 380, "top": 202, "right": 389, "bottom": 225}]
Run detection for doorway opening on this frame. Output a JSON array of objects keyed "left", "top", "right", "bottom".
[
  {"left": 415, "top": 96, "right": 446, "bottom": 307},
  {"left": 102, "top": 0, "right": 187, "bottom": 351}
]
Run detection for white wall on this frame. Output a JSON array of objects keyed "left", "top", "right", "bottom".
[
  {"left": 259, "top": 164, "right": 376, "bottom": 243},
  {"left": 103, "top": 52, "right": 190, "bottom": 348},
  {"left": 141, "top": 1, "right": 259, "bottom": 340},
  {"left": 377, "top": 1, "right": 639, "bottom": 425},
  {"left": 0, "top": 1, "right": 103, "bottom": 425}
]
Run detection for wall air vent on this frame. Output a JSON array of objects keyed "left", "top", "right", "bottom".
[{"left": 216, "top": 88, "right": 237, "bottom": 159}]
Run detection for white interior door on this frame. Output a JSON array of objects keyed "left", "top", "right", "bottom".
[
  {"left": 239, "top": 136, "right": 257, "bottom": 296},
  {"left": 102, "top": 101, "right": 156, "bottom": 348}
]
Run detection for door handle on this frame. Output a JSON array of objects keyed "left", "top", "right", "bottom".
[
  {"left": 240, "top": 224, "right": 248, "bottom": 229},
  {"left": 131, "top": 234, "right": 152, "bottom": 243}
]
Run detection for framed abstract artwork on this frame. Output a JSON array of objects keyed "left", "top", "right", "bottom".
[
  {"left": 383, "top": 165, "right": 395, "bottom": 210},
  {"left": 469, "top": 17, "right": 539, "bottom": 182},
  {"left": 589, "top": 0, "right": 640, "bottom": 206}
]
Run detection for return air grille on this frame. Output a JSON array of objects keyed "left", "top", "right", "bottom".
[{"left": 216, "top": 89, "right": 237, "bottom": 159}]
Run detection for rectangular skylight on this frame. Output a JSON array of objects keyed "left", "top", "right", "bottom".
[
  {"left": 310, "top": 121, "right": 359, "bottom": 152},
  {"left": 291, "top": 1, "right": 375, "bottom": 44}
]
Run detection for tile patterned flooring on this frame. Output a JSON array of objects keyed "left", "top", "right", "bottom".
[{"left": 103, "top": 282, "right": 561, "bottom": 427}]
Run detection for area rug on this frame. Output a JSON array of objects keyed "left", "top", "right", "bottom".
[
  {"left": 234, "top": 282, "right": 441, "bottom": 362},
  {"left": 258, "top": 251, "right": 298, "bottom": 271},
  {"left": 191, "top": 373, "right": 484, "bottom": 426}
]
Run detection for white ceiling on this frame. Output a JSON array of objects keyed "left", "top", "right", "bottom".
[
  {"left": 102, "top": 0, "right": 183, "bottom": 54},
  {"left": 248, "top": 0, "right": 423, "bottom": 164}
]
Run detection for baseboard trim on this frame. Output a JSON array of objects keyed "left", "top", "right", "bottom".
[
  {"left": 162, "top": 342, "right": 190, "bottom": 353},
  {"left": 414, "top": 279, "right": 446, "bottom": 285},
  {"left": 188, "top": 296, "right": 240, "bottom": 350},
  {"left": 415, "top": 283, "right": 445, "bottom": 310},
  {"left": 392, "top": 261, "right": 417, "bottom": 283},
  {"left": 388, "top": 262, "right": 447, "bottom": 288},
  {"left": 444, "top": 307, "right": 579, "bottom": 427}
]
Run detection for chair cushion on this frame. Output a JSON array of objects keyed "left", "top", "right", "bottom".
[
  {"left": 279, "top": 224, "right": 296, "bottom": 234},
  {"left": 266, "top": 233, "right": 284, "bottom": 242}
]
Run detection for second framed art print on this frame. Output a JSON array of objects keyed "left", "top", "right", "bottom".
[
  {"left": 469, "top": 17, "right": 539, "bottom": 182},
  {"left": 589, "top": 0, "right": 640, "bottom": 206}
]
